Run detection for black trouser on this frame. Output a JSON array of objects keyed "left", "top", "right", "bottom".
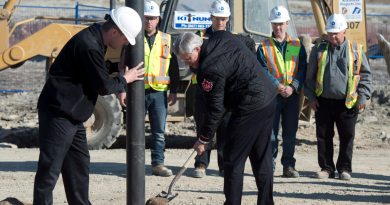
[
  {"left": 315, "top": 97, "right": 358, "bottom": 174},
  {"left": 193, "top": 97, "right": 231, "bottom": 170},
  {"left": 224, "top": 101, "right": 275, "bottom": 205},
  {"left": 33, "top": 109, "right": 91, "bottom": 205}
]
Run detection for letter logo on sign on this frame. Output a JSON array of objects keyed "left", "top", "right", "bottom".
[
  {"left": 352, "top": 7, "right": 361, "bottom": 14},
  {"left": 342, "top": 7, "right": 348, "bottom": 14}
]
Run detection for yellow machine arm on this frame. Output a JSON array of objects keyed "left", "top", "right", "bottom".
[
  {"left": 0, "top": 0, "right": 103, "bottom": 71},
  {"left": 0, "top": 23, "right": 88, "bottom": 71}
]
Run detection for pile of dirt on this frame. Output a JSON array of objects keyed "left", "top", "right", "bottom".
[
  {"left": 0, "top": 198, "right": 31, "bottom": 205},
  {"left": 360, "top": 85, "right": 390, "bottom": 125}
]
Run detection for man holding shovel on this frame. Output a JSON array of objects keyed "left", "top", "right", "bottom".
[{"left": 173, "top": 31, "right": 276, "bottom": 205}]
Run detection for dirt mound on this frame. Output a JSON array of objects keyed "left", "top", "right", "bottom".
[
  {"left": 0, "top": 198, "right": 31, "bottom": 205},
  {"left": 360, "top": 85, "right": 390, "bottom": 125}
]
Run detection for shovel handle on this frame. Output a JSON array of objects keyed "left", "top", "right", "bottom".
[{"left": 167, "top": 150, "right": 197, "bottom": 195}]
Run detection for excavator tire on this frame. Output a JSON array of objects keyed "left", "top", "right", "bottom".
[{"left": 85, "top": 94, "right": 123, "bottom": 150}]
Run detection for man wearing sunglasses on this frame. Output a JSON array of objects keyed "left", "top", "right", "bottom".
[{"left": 117, "top": 1, "right": 179, "bottom": 177}]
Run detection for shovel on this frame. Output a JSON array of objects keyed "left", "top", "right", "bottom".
[
  {"left": 145, "top": 110, "right": 229, "bottom": 205},
  {"left": 145, "top": 150, "right": 198, "bottom": 205}
]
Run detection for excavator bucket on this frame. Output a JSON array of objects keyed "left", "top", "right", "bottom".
[{"left": 376, "top": 33, "right": 390, "bottom": 76}]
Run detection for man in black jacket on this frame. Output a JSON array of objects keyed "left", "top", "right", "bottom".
[
  {"left": 190, "top": 0, "right": 256, "bottom": 179},
  {"left": 33, "top": 7, "right": 144, "bottom": 205},
  {"left": 173, "top": 32, "right": 277, "bottom": 205}
]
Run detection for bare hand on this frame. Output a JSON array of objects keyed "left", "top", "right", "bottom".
[
  {"left": 356, "top": 103, "right": 366, "bottom": 110},
  {"left": 277, "top": 84, "right": 285, "bottom": 92},
  {"left": 118, "top": 50, "right": 126, "bottom": 71},
  {"left": 118, "top": 92, "right": 127, "bottom": 107},
  {"left": 310, "top": 100, "right": 320, "bottom": 112},
  {"left": 281, "top": 86, "right": 294, "bottom": 98},
  {"left": 168, "top": 93, "right": 177, "bottom": 106},
  {"left": 123, "top": 62, "right": 145, "bottom": 83},
  {"left": 193, "top": 141, "right": 208, "bottom": 155}
]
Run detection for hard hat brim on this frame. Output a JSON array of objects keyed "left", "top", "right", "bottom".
[
  {"left": 269, "top": 17, "right": 290, "bottom": 23},
  {"left": 325, "top": 27, "right": 347, "bottom": 33},
  {"left": 144, "top": 12, "right": 160, "bottom": 17},
  {"left": 211, "top": 11, "right": 231, "bottom": 17},
  {"left": 128, "top": 38, "right": 136, "bottom": 45}
]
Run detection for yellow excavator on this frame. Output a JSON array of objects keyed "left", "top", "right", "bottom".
[{"left": 0, "top": 0, "right": 371, "bottom": 149}]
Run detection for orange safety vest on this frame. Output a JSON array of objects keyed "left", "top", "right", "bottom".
[
  {"left": 260, "top": 36, "right": 301, "bottom": 86},
  {"left": 315, "top": 40, "right": 363, "bottom": 108}
]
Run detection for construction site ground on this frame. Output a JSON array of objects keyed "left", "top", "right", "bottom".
[
  {"left": 1, "top": 0, "right": 390, "bottom": 204},
  {"left": 1, "top": 86, "right": 390, "bottom": 204}
]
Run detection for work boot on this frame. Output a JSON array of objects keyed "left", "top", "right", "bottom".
[
  {"left": 314, "top": 171, "right": 335, "bottom": 179},
  {"left": 339, "top": 172, "right": 352, "bottom": 181},
  {"left": 283, "top": 168, "right": 299, "bottom": 178},
  {"left": 192, "top": 167, "right": 206, "bottom": 178},
  {"left": 152, "top": 165, "right": 173, "bottom": 177}
]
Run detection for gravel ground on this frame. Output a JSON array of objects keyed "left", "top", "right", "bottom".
[{"left": 0, "top": 148, "right": 389, "bottom": 205}]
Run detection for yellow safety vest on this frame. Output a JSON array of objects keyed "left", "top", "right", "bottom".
[
  {"left": 261, "top": 36, "right": 301, "bottom": 87},
  {"left": 315, "top": 40, "right": 363, "bottom": 109},
  {"left": 144, "top": 31, "right": 172, "bottom": 91},
  {"left": 192, "top": 29, "right": 237, "bottom": 84}
]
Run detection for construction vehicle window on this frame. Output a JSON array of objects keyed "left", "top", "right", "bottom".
[
  {"left": 244, "top": 0, "right": 271, "bottom": 37},
  {"left": 176, "top": 0, "right": 213, "bottom": 11}
]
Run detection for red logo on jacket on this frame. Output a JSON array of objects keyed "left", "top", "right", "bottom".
[{"left": 202, "top": 79, "right": 213, "bottom": 92}]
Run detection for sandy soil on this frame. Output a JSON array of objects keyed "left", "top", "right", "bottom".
[{"left": 0, "top": 147, "right": 389, "bottom": 204}]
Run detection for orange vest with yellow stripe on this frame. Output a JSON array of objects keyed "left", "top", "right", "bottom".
[
  {"left": 315, "top": 40, "right": 363, "bottom": 108},
  {"left": 261, "top": 36, "right": 301, "bottom": 87},
  {"left": 144, "top": 31, "right": 172, "bottom": 91}
]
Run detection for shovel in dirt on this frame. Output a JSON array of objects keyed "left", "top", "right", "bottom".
[
  {"left": 145, "top": 149, "right": 198, "bottom": 205},
  {"left": 145, "top": 110, "right": 229, "bottom": 205}
]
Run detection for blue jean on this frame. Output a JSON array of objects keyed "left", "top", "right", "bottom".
[
  {"left": 145, "top": 90, "right": 167, "bottom": 167},
  {"left": 271, "top": 93, "right": 299, "bottom": 172}
]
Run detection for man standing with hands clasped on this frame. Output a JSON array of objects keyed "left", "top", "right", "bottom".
[
  {"left": 305, "top": 14, "right": 372, "bottom": 181},
  {"left": 257, "top": 6, "right": 307, "bottom": 178}
]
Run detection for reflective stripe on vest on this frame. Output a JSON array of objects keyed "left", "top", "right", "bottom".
[
  {"left": 199, "top": 29, "right": 209, "bottom": 39},
  {"left": 144, "top": 31, "right": 172, "bottom": 91},
  {"left": 261, "top": 36, "right": 301, "bottom": 87},
  {"left": 192, "top": 73, "right": 197, "bottom": 84},
  {"left": 315, "top": 40, "right": 363, "bottom": 109}
]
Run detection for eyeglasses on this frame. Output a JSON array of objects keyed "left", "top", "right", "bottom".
[
  {"left": 182, "top": 53, "right": 193, "bottom": 62},
  {"left": 145, "top": 16, "right": 158, "bottom": 21}
]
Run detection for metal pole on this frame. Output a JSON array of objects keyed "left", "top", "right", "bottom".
[
  {"left": 75, "top": 2, "right": 79, "bottom": 25},
  {"left": 110, "top": 0, "right": 116, "bottom": 11},
  {"left": 125, "top": 0, "right": 145, "bottom": 204}
]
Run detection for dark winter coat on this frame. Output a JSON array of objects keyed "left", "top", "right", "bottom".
[
  {"left": 37, "top": 23, "right": 126, "bottom": 123},
  {"left": 197, "top": 31, "right": 277, "bottom": 142},
  {"left": 191, "top": 26, "right": 256, "bottom": 98}
]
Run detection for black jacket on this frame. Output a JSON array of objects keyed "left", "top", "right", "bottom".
[
  {"left": 37, "top": 23, "right": 127, "bottom": 123},
  {"left": 198, "top": 31, "right": 277, "bottom": 142},
  {"left": 191, "top": 26, "right": 256, "bottom": 98}
]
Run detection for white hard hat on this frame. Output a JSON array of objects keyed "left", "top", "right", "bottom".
[
  {"left": 325, "top": 14, "right": 348, "bottom": 33},
  {"left": 144, "top": 1, "right": 160, "bottom": 17},
  {"left": 210, "top": 0, "right": 231, "bottom": 17},
  {"left": 110, "top": 6, "right": 142, "bottom": 45},
  {"left": 269, "top": 6, "right": 290, "bottom": 23}
]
